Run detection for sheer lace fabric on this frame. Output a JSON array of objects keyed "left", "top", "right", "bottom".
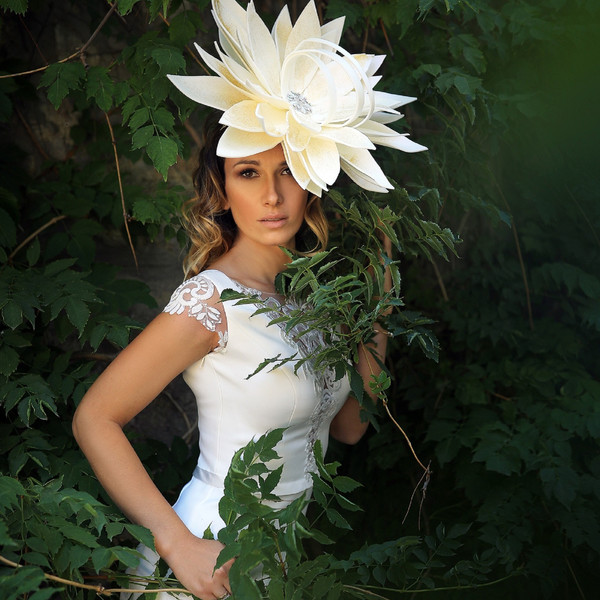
[{"left": 163, "top": 274, "right": 228, "bottom": 352}]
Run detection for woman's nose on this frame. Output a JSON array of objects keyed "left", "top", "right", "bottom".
[{"left": 264, "top": 177, "right": 282, "bottom": 205}]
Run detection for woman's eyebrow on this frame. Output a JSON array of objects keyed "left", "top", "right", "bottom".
[
  {"left": 231, "top": 160, "right": 289, "bottom": 168},
  {"left": 232, "top": 159, "right": 259, "bottom": 167}
]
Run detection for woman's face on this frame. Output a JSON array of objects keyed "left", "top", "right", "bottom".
[{"left": 223, "top": 145, "right": 308, "bottom": 250}]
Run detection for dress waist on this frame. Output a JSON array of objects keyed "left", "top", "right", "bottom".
[
  {"left": 193, "top": 466, "right": 225, "bottom": 488},
  {"left": 192, "top": 465, "right": 312, "bottom": 505}
]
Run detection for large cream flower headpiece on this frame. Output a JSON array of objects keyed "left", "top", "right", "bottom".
[{"left": 168, "top": 0, "right": 427, "bottom": 196}]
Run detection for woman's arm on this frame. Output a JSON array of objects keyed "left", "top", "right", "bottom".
[
  {"left": 329, "top": 236, "right": 393, "bottom": 445},
  {"left": 72, "top": 310, "right": 232, "bottom": 600},
  {"left": 329, "top": 327, "right": 389, "bottom": 445}
]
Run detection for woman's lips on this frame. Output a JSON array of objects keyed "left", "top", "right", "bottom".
[{"left": 259, "top": 216, "right": 288, "bottom": 228}]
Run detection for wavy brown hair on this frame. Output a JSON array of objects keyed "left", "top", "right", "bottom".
[{"left": 182, "top": 117, "right": 329, "bottom": 277}]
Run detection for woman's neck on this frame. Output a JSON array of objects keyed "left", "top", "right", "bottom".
[{"left": 211, "top": 239, "right": 290, "bottom": 293}]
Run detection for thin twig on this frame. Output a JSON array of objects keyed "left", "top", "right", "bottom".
[
  {"left": 430, "top": 259, "right": 449, "bottom": 302},
  {"left": 0, "top": 2, "right": 117, "bottom": 80},
  {"left": 378, "top": 18, "right": 394, "bottom": 57},
  {"left": 346, "top": 568, "right": 521, "bottom": 594},
  {"left": 0, "top": 555, "right": 192, "bottom": 596},
  {"left": 361, "top": 23, "right": 370, "bottom": 53},
  {"left": 0, "top": 53, "right": 78, "bottom": 79},
  {"left": 19, "top": 14, "right": 48, "bottom": 64},
  {"left": 104, "top": 111, "right": 138, "bottom": 270},
  {"left": 343, "top": 584, "right": 390, "bottom": 599},
  {"left": 380, "top": 395, "right": 429, "bottom": 473},
  {"left": 80, "top": 1, "right": 118, "bottom": 56},
  {"left": 183, "top": 119, "right": 202, "bottom": 148},
  {"left": 8, "top": 214, "right": 67, "bottom": 261},
  {"left": 563, "top": 552, "right": 586, "bottom": 600},
  {"left": 402, "top": 462, "right": 431, "bottom": 526}
]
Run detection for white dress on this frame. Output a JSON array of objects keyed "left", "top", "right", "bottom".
[{"left": 125, "top": 269, "right": 350, "bottom": 598}]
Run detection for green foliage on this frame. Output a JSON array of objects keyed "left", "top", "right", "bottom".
[
  {"left": 194, "top": 431, "right": 501, "bottom": 598},
  {"left": 1, "top": 0, "right": 599, "bottom": 598}
]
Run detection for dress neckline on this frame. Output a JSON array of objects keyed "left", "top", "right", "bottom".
[{"left": 204, "top": 269, "right": 285, "bottom": 304}]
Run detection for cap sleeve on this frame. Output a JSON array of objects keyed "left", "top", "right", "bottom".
[{"left": 163, "top": 274, "right": 228, "bottom": 352}]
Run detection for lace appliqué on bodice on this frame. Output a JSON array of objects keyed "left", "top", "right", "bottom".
[
  {"left": 163, "top": 275, "right": 227, "bottom": 352},
  {"left": 233, "top": 281, "right": 344, "bottom": 484}
]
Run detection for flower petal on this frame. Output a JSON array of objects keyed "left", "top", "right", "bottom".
[
  {"left": 369, "top": 133, "right": 428, "bottom": 153},
  {"left": 217, "top": 126, "right": 281, "bottom": 157},
  {"left": 211, "top": 0, "right": 249, "bottom": 65},
  {"left": 339, "top": 146, "right": 392, "bottom": 192},
  {"left": 247, "top": 2, "right": 281, "bottom": 94},
  {"left": 221, "top": 100, "right": 263, "bottom": 132},
  {"left": 167, "top": 75, "right": 246, "bottom": 110},
  {"left": 272, "top": 5, "right": 292, "bottom": 64},
  {"left": 320, "top": 126, "right": 374, "bottom": 149},
  {"left": 285, "top": 0, "right": 321, "bottom": 56},
  {"left": 305, "top": 136, "right": 340, "bottom": 186},
  {"left": 281, "top": 144, "right": 311, "bottom": 190},
  {"left": 321, "top": 17, "right": 345, "bottom": 45},
  {"left": 374, "top": 91, "right": 417, "bottom": 111},
  {"left": 299, "top": 149, "right": 329, "bottom": 192},
  {"left": 286, "top": 113, "right": 314, "bottom": 151},
  {"left": 357, "top": 120, "right": 427, "bottom": 151},
  {"left": 256, "top": 103, "right": 289, "bottom": 137}
]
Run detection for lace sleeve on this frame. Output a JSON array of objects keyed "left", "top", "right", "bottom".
[{"left": 163, "top": 275, "right": 227, "bottom": 352}]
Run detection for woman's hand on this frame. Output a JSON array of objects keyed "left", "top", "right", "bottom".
[{"left": 160, "top": 532, "right": 233, "bottom": 600}]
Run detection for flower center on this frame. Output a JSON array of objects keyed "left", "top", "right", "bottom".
[{"left": 286, "top": 91, "right": 312, "bottom": 115}]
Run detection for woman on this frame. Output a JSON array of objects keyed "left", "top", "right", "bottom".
[
  {"left": 73, "top": 124, "right": 388, "bottom": 600},
  {"left": 73, "top": 1, "right": 424, "bottom": 597}
]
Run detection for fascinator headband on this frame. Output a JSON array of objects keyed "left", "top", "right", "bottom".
[{"left": 168, "top": 0, "right": 426, "bottom": 196}]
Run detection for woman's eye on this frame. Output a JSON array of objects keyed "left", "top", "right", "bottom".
[
  {"left": 281, "top": 166, "right": 291, "bottom": 175},
  {"left": 240, "top": 169, "right": 257, "bottom": 178}
]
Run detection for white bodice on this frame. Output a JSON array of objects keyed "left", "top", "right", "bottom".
[{"left": 163, "top": 269, "right": 350, "bottom": 495}]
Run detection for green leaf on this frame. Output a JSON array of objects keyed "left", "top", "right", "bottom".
[
  {"left": 38, "top": 62, "right": 86, "bottom": 109},
  {"left": 0, "top": 206, "right": 17, "bottom": 247},
  {"left": 2, "top": 300, "right": 23, "bottom": 329},
  {"left": 0, "top": 518, "right": 17, "bottom": 546},
  {"left": 332, "top": 475, "right": 361, "bottom": 493},
  {"left": 0, "top": 475, "right": 26, "bottom": 510},
  {"left": 124, "top": 523, "right": 155, "bottom": 549},
  {"left": 146, "top": 136, "right": 178, "bottom": 179},
  {"left": 0, "top": 0, "right": 28, "bottom": 15},
  {"left": 0, "top": 346, "right": 19, "bottom": 376},
  {"left": 150, "top": 46, "right": 186, "bottom": 75},
  {"left": 128, "top": 107, "right": 150, "bottom": 131},
  {"left": 325, "top": 508, "right": 351, "bottom": 530},
  {"left": 61, "top": 523, "right": 99, "bottom": 547},
  {"left": 116, "top": 0, "right": 141, "bottom": 15},
  {"left": 169, "top": 12, "right": 204, "bottom": 47},
  {"left": 232, "top": 573, "right": 262, "bottom": 600},
  {"left": 65, "top": 297, "right": 91, "bottom": 336},
  {"left": 86, "top": 66, "right": 115, "bottom": 112},
  {"left": 91, "top": 547, "right": 113, "bottom": 572},
  {"left": 131, "top": 124, "right": 154, "bottom": 150},
  {"left": 26, "top": 237, "right": 41, "bottom": 266},
  {"left": 121, "top": 95, "right": 141, "bottom": 123}
]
